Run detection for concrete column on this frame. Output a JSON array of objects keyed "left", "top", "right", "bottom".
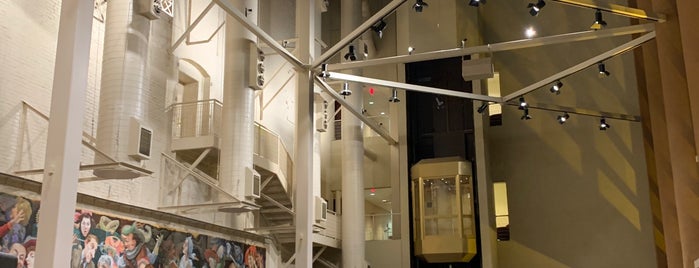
[
  {"left": 35, "top": 0, "right": 93, "bottom": 266},
  {"left": 634, "top": 0, "right": 699, "bottom": 266},
  {"left": 219, "top": 0, "right": 258, "bottom": 229},
  {"left": 294, "top": 0, "right": 315, "bottom": 267},
  {"left": 340, "top": 0, "right": 366, "bottom": 267}
]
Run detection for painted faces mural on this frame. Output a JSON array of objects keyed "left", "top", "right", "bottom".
[{"left": 0, "top": 193, "right": 265, "bottom": 268}]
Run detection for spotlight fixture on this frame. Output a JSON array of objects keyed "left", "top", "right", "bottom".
[
  {"left": 408, "top": 46, "right": 415, "bottom": 55},
  {"left": 557, "top": 112, "right": 570, "bottom": 124},
  {"left": 550, "top": 80, "right": 563, "bottom": 94},
  {"left": 590, "top": 9, "right": 608, "bottom": 30},
  {"left": 599, "top": 117, "right": 610, "bottom": 130},
  {"left": 340, "top": 82, "right": 352, "bottom": 98},
  {"left": 344, "top": 45, "right": 357, "bottom": 61},
  {"left": 527, "top": 0, "right": 546, "bottom": 16},
  {"left": 389, "top": 88, "right": 400, "bottom": 103},
  {"left": 521, "top": 108, "right": 532, "bottom": 120},
  {"left": 319, "top": 63, "right": 330, "bottom": 80},
  {"left": 477, "top": 102, "right": 489, "bottom": 114},
  {"left": 413, "top": 0, "right": 428, "bottom": 12},
  {"left": 371, "top": 19, "right": 387, "bottom": 39},
  {"left": 598, "top": 62, "right": 610, "bottom": 77},
  {"left": 468, "top": 0, "right": 486, "bottom": 7},
  {"left": 518, "top": 97, "right": 528, "bottom": 110}
]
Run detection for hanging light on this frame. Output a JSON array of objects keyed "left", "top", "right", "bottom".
[
  {"left": 468, "top": 0, "right": 486, "bottom": 7},
  {"left": 521, "top": 108, "right": 532, "bottom": 120},
  {"left": 477, "top": 102, "right": 488, "bottom": 114},
  {"left": 527, "top": 0, "right": 546, "bottom": 16},
  {"left": 550, "top": 80, "right": 563, "bottom": 94},
  {"left": 371, "top": 19, "right": 387, "bottom": 39},
  {"left": 389, "top": 88, "right": 400, "bottom": 103},
  {"left": 319, "top": 63, "right": 330, "bottom": 80},
  {"left": 598, "top": 62, "right": 610, "bottom": 77},
  {"left": 340, "top": 82, "right": 352, "bottom": 98},
  {"left": 599, "top": 117, "right": 610, "bottom": 130},
  {"left": 518, "top": 97, "right": 528, "bottom": 110},
  {"left": 413, "top": 0, "right": 428, "bottom": 12},
  {"left": 557, "top": 112, "right": 570, "bottom": 124},
  {"left": 590, "top": 9, "right": 608, "bottom": 30},
  {"left": 344, "top": 45, "right": 357, "bottom": 61}
]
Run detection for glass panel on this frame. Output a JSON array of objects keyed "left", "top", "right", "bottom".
[
  {"left": 460, "top": 175, "right": 474, "bottom": 237},
  {"left": 422, "top": 177, "right": 458, "bottom": 236}
]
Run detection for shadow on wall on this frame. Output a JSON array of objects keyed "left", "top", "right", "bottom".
[{"left": 0, "top": 192, "right": 265, "bottom": 268}]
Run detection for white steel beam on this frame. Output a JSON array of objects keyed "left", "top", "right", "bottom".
[
  {"left": 314, "top": 77, "right": 398, "bottom": 145},
  {"left": 552, "top": 0, "right": 666, "bottom": 22},
  {"left": 261, "top": 193, "right": 295, "bottom": 215},
  {"left": 170, "top": 0, "right": 215, "bottom": 52},
  {"left": 312, "top": 0, "right": 407, "bottom": 67},
  {"left": 326, "top": 72, "right": 502, "bottom": 103},
  {"left": 503, "top": 31, "right": 656, "bottom": 101},
  {"left": 213, "top": 0, "right": 305, "bottom": 69},
  {"left": 328, "top": 23, "right": 654, "bottom": 71}
]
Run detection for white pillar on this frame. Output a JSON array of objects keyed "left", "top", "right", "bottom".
[
  {"left": 219, "top": 0, "right": 257, "bottom": 229},
  {"left": 294, "top": 0, "right": 315, "bottom": 266},
  {"left": 341, "top": 0, "right": 366, "bottom": 267},
  {"left": 35, "top": 0, "right": 93, "bottom": 266}
]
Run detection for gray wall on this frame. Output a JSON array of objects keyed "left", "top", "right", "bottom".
[{"left": 480, "top": 1, "right": 656, "bottom": 267}]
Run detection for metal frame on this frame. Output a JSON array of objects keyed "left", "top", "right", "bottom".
[{"left": 552, "top": 0, "right": 666, "bottom": 22}]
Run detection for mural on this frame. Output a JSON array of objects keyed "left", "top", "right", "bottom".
[{"left": 0, "top": 193, "right": 265, "bottom": 268}]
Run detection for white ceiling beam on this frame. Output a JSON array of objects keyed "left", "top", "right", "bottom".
[
  {"left": 326, "top": 72, "right": 502, "bottom": 103},
  {"left": 312, "top": 0, "right": 407, "bottom": 68},
  {"left": 170, "top": 0, "right": 215, "bottom": 52},
  {"left": 503, "top": 31, "right": 656, "bottom": 101},
  {"left": 314, "top": 77, "right": 398, "bottom": 145},
  {"left": 552, "top": 0, "right": 666, "bottom": 22},
  {"left": 213, "top": 0, "right": 305, "bottom": 69},
  {"left": 327, "top": 23, "right": 654, "bottom": 71}
]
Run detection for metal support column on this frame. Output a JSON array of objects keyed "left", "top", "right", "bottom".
[{"left": 35, "top": 0, "right": 93, "bottom": 266}]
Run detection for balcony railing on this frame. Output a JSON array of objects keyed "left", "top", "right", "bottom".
[
  {"left": 253, "top": 123, "right": 293, "bottom": 194},
  {"left": 169, "top": 99, "right": 222, "bottom": 139}
]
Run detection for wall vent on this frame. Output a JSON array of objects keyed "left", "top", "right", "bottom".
[
  {"left": 129, "top": 118, "right": 152, "bottom": 160},
  {"left": 245, "top": 168, "right": 261, "bottom": 199},
  {"left": 138, "top": 0, "right": 161, "bottom": 20},
  {"left": 315, "top": 196, "right": 327, "bottom": 222}
]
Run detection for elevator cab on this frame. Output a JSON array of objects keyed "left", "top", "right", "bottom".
[{"left": 411, "top": 157, "right": 477, "bottom": 263}]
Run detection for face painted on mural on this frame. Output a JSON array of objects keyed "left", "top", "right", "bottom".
[
  {"left": 123, "top": 233, "right": 137, "bottom": 251},
  {"left": 25, "top": 250, "right": 35, "bottom": 268},
  {"left": 80, "top": 216, "right": 91, "bottom": 237}
]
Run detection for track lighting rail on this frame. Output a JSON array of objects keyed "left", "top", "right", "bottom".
[{"left": 552, "top": 0, "right": 666, "bottom": 22}]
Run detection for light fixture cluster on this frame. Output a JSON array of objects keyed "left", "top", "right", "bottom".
[
  {"left": 344, "top": 45, "right": 357, "bottom": 61},
  {"left": 527, "top": 0, "right": 546, "bottom": 16},
  {"left": 512, "top": 100, "right": 613, "bottom": 131}
]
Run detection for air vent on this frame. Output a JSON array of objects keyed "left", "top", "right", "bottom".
[
  {"left": 245, "top": 168, "right": 261, "bottom": 199},
  {"left": 249, "top": 43, "right": 265, "bottom": 90},
  {"left": 138, "top": 0, "right": 161, "bottom": 20},
  {"left": 315, "top": 196, "right": 327, "bottom": 222},
  {"left": 129, "top": 118, "right": 152, "bottom": 160}
]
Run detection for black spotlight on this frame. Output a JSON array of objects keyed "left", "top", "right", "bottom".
[
  {"left": 340, "top": 82, "right": 352, "bottom": 98},
  {"left": 477, "top": 102, "right": 488, "bottom": 113},
  {"left": 527, "top": 0, "right": 546, "bottom": 16},
  {"left": 319, "top": 63, "right": 330, "bottom": 80},
  {"left": 550, "top": 80, "right": 563, "bottom": 95},
  {"left": 599, "top": 117, "right": 610, "bottom": 130},
  {"left": 590, "top": 9, "right": 608, "bottom": 30},
  {"left": 344, "top": 45, "right": 357, "bottom": 61},
  {"left": 371, "top": 19, "right": 387, "bottom": 39},
  {"left": 413, "top": 0, "right": 428, "bottom": 12},
  {"left": 469, "top": 0, "right": 486, "bottom": 7},
  {"left": 598, "top": 62, "right": 610, "bottom": 77},
  {"left": 557, "top": 112, "right": 570, "bottom": 124},
  {"left": 518, "top": 97, "right": 528, "bottom": 110},
  {"left": 521, "top": 108, "right": 532, "bottom": 120},
  {"left": 389, "top": 88, "right": 400, "bottom": 103}
]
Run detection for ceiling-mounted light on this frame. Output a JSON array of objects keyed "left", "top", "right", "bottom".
[
  {"left": 599, "top": 117, "right": 610, "bottom": 130},
  {"left": 340, "top": 82, "right": 352, "bottom": 98},
  {"left": 371, "top": 19, "right": 387, "bottom": 39},
  {"left": 598, "top": 62, "right": 610, "bottom": 77},
  {"left": 344, "top": 45, "right": 357, "bottom": 61},
  {"left": 477, "top": 102, "right": 489, "bottom": 114},
  {"left": 590, "top": 9, "right": 608, "bottom": 30},
  {"left": 319, "top": 63, "right": 330, "bottom": 80},
  {"left": 389, "top": 89, "right": 400, "bottom": 103},
  {"left": 550, "top": 80, "right": 563, "bottom": 94},
  {"left": 413, "top": 0, "right": 428, "bottom": 12},
  {"left": 521, "top": 108, "right": 532, "bottom": 120},
  {"left": 468, "top": 0, "right": 486, "bottom": 7},
  {"left": 557, "top": 112, "right": 570, "bottom": 124},
  {"left": 527, "top": 0, "right": 546, "bottom": 16},
  {"left": 518, "top": 97, "right": 528, "bottom": 110}
]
